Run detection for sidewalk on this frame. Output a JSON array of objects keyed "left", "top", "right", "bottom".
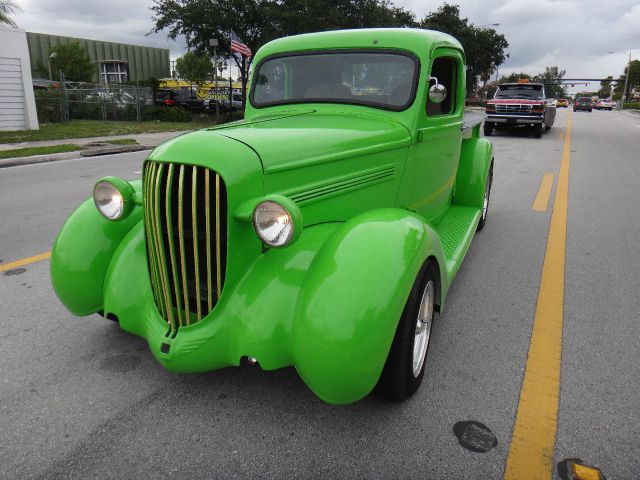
[
  {"left": 0, "top": 130, "right": 190, "bottom": 168},
  {"left": 0, "top": 130, "right": 188, "bottom": 152}
]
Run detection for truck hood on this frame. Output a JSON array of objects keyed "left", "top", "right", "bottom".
[{"left": 212, "top": 111, "right": 411, "bottom": 174}]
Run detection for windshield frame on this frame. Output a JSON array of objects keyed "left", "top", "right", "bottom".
[{"left": 249, "top": 48, "right": 421, "bottom": 112}]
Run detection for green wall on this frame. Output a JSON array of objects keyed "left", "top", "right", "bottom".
[{"left": 26, "top": 32, "right": 170, "bottom": 82}]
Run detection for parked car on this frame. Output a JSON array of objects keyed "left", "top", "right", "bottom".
[
  {"left": 595, "top": 99, "right": 615, "bottom": 110},
  {"left": 155, "top": 89, "right": 204, "bottom": 111},
  {"left": 574, "top": 97, "right": 593, "bottom": 112},
  {"left": 204, "top": 93, "right": 244, "bottom": 113},
  {"left": 484, "top": 81, "right": 556, "bottom": 138},
  {"left": 51, "top": 28, "right": 494, "bottom": 405},
  {"left": 556, "top": 98, "right": 569, "bottom": 108}
]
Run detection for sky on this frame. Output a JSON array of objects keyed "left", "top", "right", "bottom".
[{"left": 13, "top": 0, "right": 640, "bottom": 95}]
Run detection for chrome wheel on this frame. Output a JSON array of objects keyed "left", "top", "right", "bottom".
[
  {"left": 412, "top": 280, "right": 434, "bottom": 378},
  {"left": 482, "top": 175, "right": 491, "bottom": 221}
]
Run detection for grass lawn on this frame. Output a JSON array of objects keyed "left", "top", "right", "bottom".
[
  {"left": 101, "top": 138, "right": 139, "bottom": 145},
  {"left": 0, "top": 144, "right": 82, "bottom": 159},
  {"left": 0, "top": 120, "right": 215, "bottom": 144}
]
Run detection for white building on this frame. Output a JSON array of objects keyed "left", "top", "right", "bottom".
[{"left": 0, "top": 26, "right": 39, "bottom": 131}]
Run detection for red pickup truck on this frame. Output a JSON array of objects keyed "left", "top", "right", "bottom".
[{"left": 484, "top": 82, "right": 556, "bottom": 138}]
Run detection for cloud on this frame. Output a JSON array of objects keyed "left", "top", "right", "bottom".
[{"left": 13, "top": 0, "right": 640, "bottom": 92}]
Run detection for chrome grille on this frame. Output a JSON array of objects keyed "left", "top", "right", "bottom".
[
  {"left": 143, "top": 161, "right": 227, "bottom": 333},
  {"left": 495, "top": 104, "right": 533, "bottom": 114}
]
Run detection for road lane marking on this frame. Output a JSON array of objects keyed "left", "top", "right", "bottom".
[
  {"left": 504, "top": 110, "right": 572, "bottom": 480},
  {"left": 532, "top": 173, "right": 555, "bottom": 212},
  {"left": 0, "top": 251, "right": 51, "bottom": 272}
]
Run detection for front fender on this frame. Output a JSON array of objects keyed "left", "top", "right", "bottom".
[
  {"left": 50, "top": 180, "right": 143, "bottom": 316},
  {"left": 291, "top": 208, "right": 446, "bottom": 404},
  {"left": 454, "top": 137, "right": 493, "bottom": 209}
]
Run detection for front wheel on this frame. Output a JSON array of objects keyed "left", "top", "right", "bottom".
[
  {"left": 375, "top": 260, "right": 438, "bottom": 401},
  {"left": 483, "top": 122, "right": 493, "bottom": 137},
  {"left": 533, "top": 123, "right": 543, "bottom": 138}
]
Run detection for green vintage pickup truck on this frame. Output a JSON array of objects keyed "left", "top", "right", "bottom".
[{"left": 51, "top": 28, "right": 493, "bottom": 404}]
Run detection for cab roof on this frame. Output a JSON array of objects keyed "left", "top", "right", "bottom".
[{"left": 253, "top": 28, "right": 464, "bottom": 62}]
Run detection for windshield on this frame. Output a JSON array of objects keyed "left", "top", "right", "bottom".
[
  {"left": 251, "top": 51, "right": 418, "bottom": 111},
  {"left": 495, "top": 84, "right": 544, "bottom": 99}
]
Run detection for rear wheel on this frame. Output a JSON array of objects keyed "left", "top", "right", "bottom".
[
  {"left": 375, "top": 260, "right": 438, "bottom": 402},
  {"left": 533, "top": 123, "right": 543, "bottom": 138},
  {"left": 477, "top": 163, "right": 493, "bottom": 231},
  {"left": 544, "top": 124, "right": 551, "bottom": 131},
  {"left": 483, "top": 122, "right": 493, "bottom": 137}
]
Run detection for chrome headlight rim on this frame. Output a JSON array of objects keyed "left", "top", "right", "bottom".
[
  {"left": 93, "top": 176, "right": 136, "bottom": 221},
  {"left": 252, "top": 195, "right": 302, "bottom": 248}
]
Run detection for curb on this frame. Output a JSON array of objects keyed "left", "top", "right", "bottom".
[{"left": 0, "top": 144, "right": 156, "bottom": 169}]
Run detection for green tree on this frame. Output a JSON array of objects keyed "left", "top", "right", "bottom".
[
  {"left": 613, "top": 60, "right": 640, "bottom": 101},
  {"left": 536, "top": 66, "right": 567, "bottom": 99},
  {"left": 598, "top": 76, "right": 613, "bottom": 99},
  {"left": 0, "top": 0, "right": 21, "bottom": 27},
  {"left": 49, "top": 43, "right": 95, "bottom": 82},
  {"left": 176, "top": 51, "right": 214, "bottom": 84},
  {"left": 419, "top": 4, "right": 509, "bottom": 96},
  {"left": 150, "top": 0, "right": 415, "bottom": 103}
]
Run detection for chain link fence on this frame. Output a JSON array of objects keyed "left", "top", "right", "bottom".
[{"left": 34, "top": 82, "right": 156, "bottom": 123}]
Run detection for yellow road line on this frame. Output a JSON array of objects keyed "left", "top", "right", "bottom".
[
  {"left": 532, "top": 173, "right": 555, "bottom": 212},
  {"left": 0, "top": 251, "right": 51, "bottom": 272},
  {"left": 504, "top": 110, "right": 572, "bottom": 480}
]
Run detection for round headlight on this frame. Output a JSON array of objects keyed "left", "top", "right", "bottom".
[
  {"left": 253, "top": 200, "right": 295, "bottom": 247},
  {"left": 93, "top": 177, "right": 135, "bottom": 221}
]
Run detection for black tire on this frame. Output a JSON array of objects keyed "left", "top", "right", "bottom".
[
  {"left": 544, "top": 124, "right": 551, "bottom": 131},
  {"left": 483, "top": 122, "right": 493, "bottom": 137},
  {"left": 533, "top": 123, "right": 543, "bottom": 138},
  {"left": 477, "top": 162, "right": 493, "bottom": 231},
  {"left": 375, "top": 260, "right": 438, "bottom": 402}
]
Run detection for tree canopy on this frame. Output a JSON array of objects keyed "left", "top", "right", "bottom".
[
  {"left": 613, "top": 60, "right": 640, "bottom": 101},
  {"left": 49, "top": 43, "right": 95, "bottom": 82},
  {"left": 150, "top": 1, "right": 509, "bottom": 99},
  {"left": 175, "top": 51, "right": 214, "bottom": 84},
  {"left": 0, "top": 0, "right": 21, "bottom": 28},
  {"left": 419, "top": 4, "right": 508, "bottom": 95}
]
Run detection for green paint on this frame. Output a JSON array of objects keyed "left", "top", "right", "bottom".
[{"left": 51, "top": 29, "right": 493, "bottom": 404}]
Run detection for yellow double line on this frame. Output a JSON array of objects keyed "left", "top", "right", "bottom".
[
  {"left": 505, "top": 111, "right": 573, "bottom": 479},
  {"left": 0, "top": 251, "right": 51, "bottom": 272}
]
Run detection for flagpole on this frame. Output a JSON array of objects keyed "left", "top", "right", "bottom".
[{"left": 229, "top": 30, "right": 233, "bottom": 105}]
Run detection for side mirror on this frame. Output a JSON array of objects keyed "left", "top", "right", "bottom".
[{"left": 428, "top": 77, "right": 447, "bottom": 104}]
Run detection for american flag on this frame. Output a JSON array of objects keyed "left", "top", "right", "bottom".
[{"left": 230, "top": 30, "right": 252, "bottom": 57}]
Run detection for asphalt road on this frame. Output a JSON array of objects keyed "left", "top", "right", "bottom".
[{"left": 1, "top": 109, "right": 639, "bottom": 479}]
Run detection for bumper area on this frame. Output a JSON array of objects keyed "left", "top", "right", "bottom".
[{"left": 485, "top": 115, "right": 544, "bottom": 124}]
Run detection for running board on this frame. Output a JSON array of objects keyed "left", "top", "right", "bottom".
[{"left": 433, "top": 206, "right": 481, "bottom": 281}]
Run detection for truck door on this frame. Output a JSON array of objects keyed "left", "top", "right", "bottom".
[{"left": 398, "top": 48, "right": 464, "bottom": 224}]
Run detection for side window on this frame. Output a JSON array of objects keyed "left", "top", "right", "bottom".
[{"left": 426, "top": 57, "right": 457, "bottom": 116}]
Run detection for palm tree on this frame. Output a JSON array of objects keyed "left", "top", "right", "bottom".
[{"left": 0, "top": 0, "right": 22, "bottom": 28}]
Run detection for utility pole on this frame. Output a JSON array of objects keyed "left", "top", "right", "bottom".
[{"left": 621, "top": 51, "right": 632, "bottom": 109}]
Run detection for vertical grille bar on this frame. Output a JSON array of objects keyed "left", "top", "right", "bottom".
[
  {"left": 144, "top": 161, "right": 227, "bottom": 330},
  {"left": 164, "top": 163, "right": 184, "bottom": 327},
  {"left": 145, "top": 163, "right": 165, "bottom": 319},
  {"left": 152, "top": 164, "right": 176, "bottom": 333},
  {"left": 177, "top": 165, "right": 191, "bottom": 325},
  {"left": 192, "top": 166, "right": 202, "bottom": 321},
  {"left": 215, "top": 174, "right": 222, "bottom": 299},
  {"left": 205, "top": 170, "right": 213, "bottom": 311}
]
